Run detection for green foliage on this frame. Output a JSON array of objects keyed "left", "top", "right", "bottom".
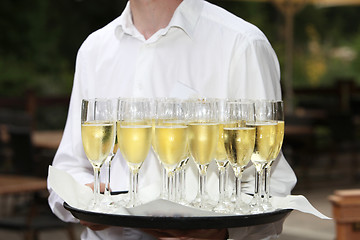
[
  {"left": 0, "top": 0, "right": 360, "bottom": 97},
  {"left": 350, "top": 35, "right": 360, "bottom": 83},
  {"left": 0, "top": 0, "right": 126, "bottom": 97},
  {"left": 290, "top": 5, "right": 360, "bottom": 88}
]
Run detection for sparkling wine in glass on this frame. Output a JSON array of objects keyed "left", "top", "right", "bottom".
[
  {"left": 223, "top": 100, "right": 255, "bottom": 214},
  {"left": 175, "top": 151, "right": 190, "bottom": 205},
  {"left": 153, "top": 99, "right": 188, "bottom": 201},
  {"left": 247, "top": 100, "right": 277, "bottom": 213},
  {"left": 188, "top": 98, "right": 219, "bottom": 209},
  {"left": 263, "top": 100, "right": 285, "bottom": 211},
  {"left": 117, "top": 98, "right": 152, "bottom": 207},
  {"left": 102, "top": 98, "right": 119, "bottom": 207},
  {"left": 151, "top": 97, "right": 175, "bottom": 200},
  {"left": 81, "top": 98, "right": 116, "bottom": 210},
  {"left": 213, "top": 99, "right": 232, "bottom": 213}
]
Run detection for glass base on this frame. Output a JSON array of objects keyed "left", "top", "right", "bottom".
[
  {"left": 101, "top": 193, "right": 114, "bottom": 205},
  {"left": 234, "top": 200, "right": 250, "bottom": 215},
  {"left": 191, "top": 200, "right": 213, "bottom": 210},
  {"left": 99, "top": 195, "right": 117, "bottom": 213},
  {"left": 86, "top": 198, "right": 103, "bottom": 212},
  {"left": 176, "top": 198, "right": 189, "bottom": 206},
  {"left": 249, "top": 196, "right": 264, "bottom": 214},
  {"left": 262, "top": 198, "right": 274, "bottom": 212},
  {"left": 126, "top": 198, "right": 142, "bottom": 208},
  {"left": 213, "top": 201, "right": 233, "bottom": 213},
  {"left": 190, "top": 193, "right": 215, "bottom": 210},
  {"left": 112, "top": 194, "right": 129, "bottom": 210}
]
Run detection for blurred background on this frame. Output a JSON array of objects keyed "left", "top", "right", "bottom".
[{"left": 1, "top": 0, "right": 360, "bottom": 239}]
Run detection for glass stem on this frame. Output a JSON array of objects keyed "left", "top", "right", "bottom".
[
  {"left": 218, "top": 167, "right": 226, "bottom": 203},
  {"left": 104, "top": 155, "right": 112, "bottom": 197},
  {"left": 199, "top": 173, "right": 207, "bottom": 202},
  {"left": 167, "top": 171, "right": 176, "bottom": 201},
  {"left": 264, "top": 165, "right": 271, "bottom": 200},
  {"left": 250, "top": 166, "right": 265, "bottom": 213},
  {"left": 235, "top": 174, "right": 241, "bottom": 198},
  {"left": 129, "top": 171, "right": 138, "bottom": 207},
  {"left": 225, "top": 167, "right": 229, "bottom": 201},
  {"left": 93, "top": 166, "right": 101, "bottom": 206},
  {"left": 175, "top": 170, "right": 180, "bottom": 202},
  {"left": 179, "top": 170, "right": 182, "bottom": 201},
  {"left": 175, "top": 169, "right": 183, "bottom": 202},
  {"left": 235, "top": 174, "right": 242, "bottom": 205},
  {"left": 231, "top": 174, "right": 236, "bottom": 202},
  {"left": 161, "top": 167, "right": 167, "bottom": 198},
  {"left": 254, "top": 169, "right": 261, "bottom": 200},
  {"left": 181, "top": 168, "right": 186, "bottom": 201}
]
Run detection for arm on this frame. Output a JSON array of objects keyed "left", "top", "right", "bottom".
[
  {"left": 227, "top": 35, "right": 297, "bottom": 239},
  {"left": 228, "top": 36, "right": 296, "bottom": 196},
  {"left": 47, "top": 43, "right": 94, "bottom": 223}
]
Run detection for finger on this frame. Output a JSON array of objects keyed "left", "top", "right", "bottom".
[
  {"left": 85, "top": 182, "right": 106, "bottom": 193},
  {"left": 142, "top": 228, "right": 228, "bottom": 239},
  {"left": 168, "top": 228, "right": 227, "bottom": 239},
  {"left": 79, "top": 220, "right": 109, "bottom": 231},
  {"left": 141, "top": 229, "right": 173, "bottom": 238},
  {"left": 99, "top": 182, "right": 106, "bottom": 193},
  {"left": 85, "top": 183, "right": 94, "bottom": 191}
]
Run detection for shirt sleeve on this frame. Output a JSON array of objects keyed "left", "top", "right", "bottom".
[
  {"left": 227, "top": 35, "right": 297, "bottom": 239},
  {"left": 228, "top": 35, "right": 297, "bottom": 196},
  {"left": 228, "top": 218, "right": 286, "bottom": 240},
  {"left": 47, "top": 45, "right": 94, "bottom": 223},
  {"left": 228, "top": 36, "right": 282, "bottom": 100}
]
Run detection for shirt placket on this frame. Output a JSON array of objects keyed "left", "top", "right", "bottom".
[{"left": 133, "top": 42, "right": 155, "bottom": 97}]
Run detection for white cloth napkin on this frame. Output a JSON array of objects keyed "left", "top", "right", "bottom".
[{"left": 48, "top": 166, "right": 330, "bottom": 219}]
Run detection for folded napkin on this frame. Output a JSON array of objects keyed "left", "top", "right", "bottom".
[{"left": 48, "top": 166, "right": 330, "bottom": 219}]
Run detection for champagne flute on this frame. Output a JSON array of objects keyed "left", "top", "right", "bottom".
[
  {"left": 103, "top": 98, "right": 119, "bottom": 207},
  {"left": 81, "top": 98, "right": 116, "bottom": 210},
  {"left": 263, "top": 100, "right": 285, "bottom": 211},
  {"left": 175, "top": 98, "right": 192, "bottom": 205},
  {"left": 213, "top": 98, "right": 231, "bottom": 213},
  {"left": 117, "top": 98, "right": 152, "bottom": 207},
  {"left": 223, "top": 100, "right": 255, "bottom": 214},
  {"left": 247, "top": 99, "right": 277, "bottom": 213},
  {"left": 175, "top": 152, "right": 190, "bottom": 205},
  {"left": 188, "top": 98, "right": 219, "bottom": 209},
  {"left": 151, "top": 97, "right": 174, "bottom": 200},
  {"left": 153, "top": 99, "right": 188, "bottom": 201}
]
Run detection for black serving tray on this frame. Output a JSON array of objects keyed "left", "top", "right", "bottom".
[{"left": 64, "top": 202, "right": 292, "bottom": 229}]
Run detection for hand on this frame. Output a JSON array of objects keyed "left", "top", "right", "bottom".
[
  {"left": 81, "top": 183, "right": 109, "bottom": 231},
  {"left": 80, "top": 220, "right": 110, "bottom": 231},
  {"left": 142, "top": 228, "right": 228, "bottom": 239},
  {"left": 85, "top": 182, "right": 106, "bottom": 193}
]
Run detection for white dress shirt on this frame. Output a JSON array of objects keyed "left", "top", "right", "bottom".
[{"left": 48, "top": 0, "right": 297, "bottom": 239}]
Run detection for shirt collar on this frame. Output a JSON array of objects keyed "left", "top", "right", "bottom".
[
  {"left": 115, "top": 2, "right": 142, "bottom": 40},
  {"left": 115, "top": 0, "right": 204, "bottom": 41}
]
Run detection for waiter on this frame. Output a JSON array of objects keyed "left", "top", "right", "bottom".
[{"left": 48, "top": 0, "right": 297, "bottom": 239}]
